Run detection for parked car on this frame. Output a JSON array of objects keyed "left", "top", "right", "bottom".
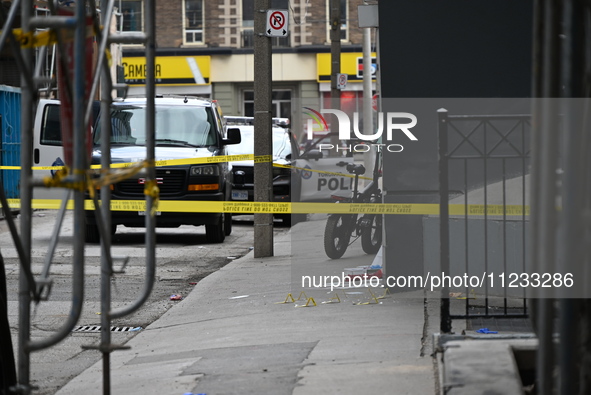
[
  {"left": 86, "top": 96, "right": 241, "bottom": 243},
  {"left": 224, "top": 116, "right": 302, "bottom": 225}
]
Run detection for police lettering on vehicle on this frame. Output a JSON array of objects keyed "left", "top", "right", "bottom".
[{"left": 318, "top": 176, "right": 352, "bottom": 191}]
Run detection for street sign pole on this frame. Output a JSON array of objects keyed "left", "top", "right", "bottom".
[
  {"left": 362, "top": 27, "right": 375, "bottom": 178},
  {"left": 254, "top": 0, "right": 274, "bottom": 257},
  {"left": 330, "top": 0, "right": 341, "bottom": 157}
]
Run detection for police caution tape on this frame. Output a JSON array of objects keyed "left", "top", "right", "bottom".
[
  {"left": 0, "top": 154, "right": 367, "bottom": 179},
  {"left": 1, "top": 199, "right": 530, "bottom": 216}
]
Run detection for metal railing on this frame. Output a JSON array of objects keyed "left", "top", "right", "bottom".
[{"left": 438, "top": 109, "right": 531, "bottom": 333}]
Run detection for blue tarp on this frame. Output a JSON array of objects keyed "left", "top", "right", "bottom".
[{"left": 0, "top": 85, "right": 21, "bottom": 198}]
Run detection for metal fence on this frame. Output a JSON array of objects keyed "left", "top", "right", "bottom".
[{"left": 438, "top": 109, "right": 531, "bottom": 333}]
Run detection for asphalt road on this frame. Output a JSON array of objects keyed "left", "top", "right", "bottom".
[{"left": 1, "top": 210, "right": 288, "bottom": 395}]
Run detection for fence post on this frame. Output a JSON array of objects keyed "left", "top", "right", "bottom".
[{"left": 438, "top": 108, "right": 452, "bottom": 333}]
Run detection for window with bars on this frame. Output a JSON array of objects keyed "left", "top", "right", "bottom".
[
  {"left": 120, "top": 0, "right": 143, "bottom": 32},
  {"left": 241, "top": 0, "right": 290, "bottom": 48},
  {"left": 243, "top": 90, "right": 292, "bottom": 120},
  {"left": 327, "top": 0, "right": 348, "bottom": 42},
  {"left": 184, "top": 0, "right": 204, "bottom": 44}
]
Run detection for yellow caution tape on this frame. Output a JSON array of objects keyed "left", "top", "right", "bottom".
[
  {"left": 8, "top": 24, "right": 95, "bottom": 48},
  {"left": 3, "top": 154, "right": 255, "bottom": 171},
  {"left": 10, "top": 28, "right": 55, "bottom": 48},
  {"left": 5, "top": 154, "right": 369, "bottom": 180},
  {"left": 143, "top": 179, "right": 160, "bottom": 215},
  {"left": 254, "top": 155, "right": 273, "bottom": 163},
  {"left": 0, "top": 199, "right": 530, "bottom": 216}
]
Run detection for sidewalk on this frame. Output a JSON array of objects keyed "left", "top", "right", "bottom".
[{"left": 56, "top": 216, "right": 437, "bottom": 395}]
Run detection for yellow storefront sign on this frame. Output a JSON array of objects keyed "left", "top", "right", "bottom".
[
  {"left": 317, "top": 52, "right": 376, "bottom": 83},
  {"left": 122, "top": 55, "right": 211, "bottom": 86}
]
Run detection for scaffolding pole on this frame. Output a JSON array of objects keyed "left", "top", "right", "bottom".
[{"left": 1, "top": 0, "right": 158, "bottom": 393}]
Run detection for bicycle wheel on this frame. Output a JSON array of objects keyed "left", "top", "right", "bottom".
[
  {"left": 324, "top": 214, "right": 351, "bottom": 259},
  {"left": 361, "top": 214, "right": 382, "bottom": 254}
]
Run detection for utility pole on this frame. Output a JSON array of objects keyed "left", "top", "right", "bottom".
[
  {"left": 329, "top": 0, "right": 341, "bottom": 155},
  {"left": 253, "top": 0, "right": 273, "bottom": 257},
  {"left": 362, "top": 27, "right": 374, "bottom": 177},
  {"left": 359, "top": 2, "right": 379, "bottom": 176}
]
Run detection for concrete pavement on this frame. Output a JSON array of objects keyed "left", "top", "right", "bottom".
[{"left": 56, "top": 215, "right": 437, "bottom": 395}]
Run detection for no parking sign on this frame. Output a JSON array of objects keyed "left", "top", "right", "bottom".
[
  {"left": 265, "top": 10, "right": 289, "bottom": 37},
  {"left": 336, "top": 73, "right": 348, "bottom": 89}
]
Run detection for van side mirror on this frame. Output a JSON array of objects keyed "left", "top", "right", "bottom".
[
  {"left": 300, "top": 149, "right": 323, "bottom": 160},
  {"left": 224, "top": 128, "right": 241, "bottom": 145}
]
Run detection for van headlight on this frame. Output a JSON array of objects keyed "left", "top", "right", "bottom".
[{"left": 190, "top": 165, "right": 219, "bottom": 176}]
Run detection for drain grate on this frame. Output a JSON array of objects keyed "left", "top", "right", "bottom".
[{"left": 73, "top": 326, "right": 141, "bottom": 333}]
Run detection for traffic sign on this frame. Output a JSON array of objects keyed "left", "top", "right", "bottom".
[
  {"left": 266, "top": 10, "right": 289, "bottom": 37},
  {"left": 336, "top": 73, "right": 348, "bottom": 89}
]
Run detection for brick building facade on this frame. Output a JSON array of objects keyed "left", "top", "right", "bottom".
[
  {"left": 120, "top": 0, "right": 376, "bottom": 138},
  {"left": 0, "top": 1, "right": 377, "bottom": 136}
]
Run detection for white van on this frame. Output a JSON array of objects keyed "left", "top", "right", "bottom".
[
  {"left": 32, "top": 99, "right": 66, "bottom": 200},
  {"left": 32, "top": 96, "right": 241, "bottom": 244},
  {"left": 32, "top": 99, "right": 100, "bottom": 200}
]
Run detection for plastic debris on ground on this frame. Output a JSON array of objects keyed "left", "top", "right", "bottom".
[
  {"left": 343, "top": 264, "right": 383, "bottom": 280},
  {"left": 475, "top": 328, "right": 498, "bottom": 334},
  {"left": 170, "top": 294, "right": 183, "bottom": 301}
]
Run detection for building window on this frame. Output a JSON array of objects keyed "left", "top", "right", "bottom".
[
  {"left": 242, "top": 0, "right": 254, "bottom": 28},
  {"left": 241, "top": 0, "right": 254, "bottom": 47},
  {"left": 241, "top": 0, "right": 290, "bottom": 48},
  {"left": 184, "top": 0, "right": 204, "bottom": 44},
  {"left": 120, "top": 0, "right": 143, "bottom": 32},
  {"left": 243, "top": 90, "right": 292, "bottom": 120},
  {"left": 272, "top": 0, "right": 289, "bottom": 10},
  {"left": 327, "top": 0, "right": 348, "bottom": 42},
  {"left": 242, "top": 0, "right": 288, "bottom": 26}
]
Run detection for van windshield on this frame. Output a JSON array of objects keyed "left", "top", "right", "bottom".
[{"left": 93, "top": 105, "right": 217, "bottom": 147}]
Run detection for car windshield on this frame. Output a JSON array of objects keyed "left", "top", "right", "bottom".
[
  {"left": 93, "top": 104, "right": 217, "bottom": 147},
  {"left": 227, "top": 128, "right": 292, "bottom": 159},
  {"left": 299, "top": 132, "right": 332, "bottom": 152}
]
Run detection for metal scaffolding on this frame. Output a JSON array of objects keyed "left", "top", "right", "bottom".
[
  {"left": 0, "top": 0, "right": 156, "bottom": 393},
  {"left": 530, "top": 0, "right": 591, "bottom": 394}
]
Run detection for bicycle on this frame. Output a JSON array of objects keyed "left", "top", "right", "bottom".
[{"left": 323, "top": 154, "right": 383, "bottom": 259}]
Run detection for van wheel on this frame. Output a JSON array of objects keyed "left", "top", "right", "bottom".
[
  {"left": 281, "top": 215, "right": 291, "bottom": 227},
  {"left": 206, "top": 214, "right": 225, "bottom": 243},
  {"left": 85, "top": 223, "right": 116, "bottom": 244},
  {"left": 85, "top": 223, "right": 100, "bottom": 244},
  {"left": 224, "top": 212, "right": 232, "bottom": 236}
]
